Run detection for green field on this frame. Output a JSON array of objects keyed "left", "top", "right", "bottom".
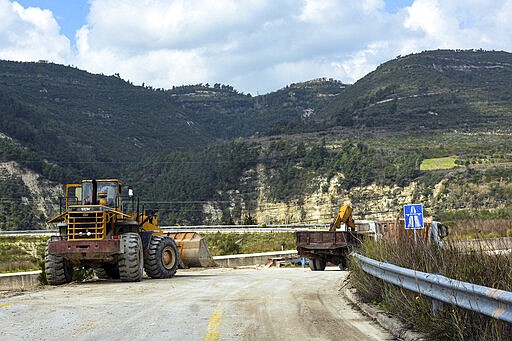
[{"left": 420, "top": 156, "right": 459, "bottom": 171}]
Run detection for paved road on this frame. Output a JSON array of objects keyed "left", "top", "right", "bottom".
[{"left": 0, "top": 267, "right": 394, "bottom": 340}]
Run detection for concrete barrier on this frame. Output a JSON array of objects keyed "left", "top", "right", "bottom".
[
  {"left": 454, "top": 237, "right": 512, "bottom": 250},
  {"left": 0, "top": 270, "right": 41, "bottom": 290},
  {"left": 213, "top": 250, "right": 298, "bottom": 268},
  {"left": 0, "top": 251, "right": 300, "bottom": 290}
]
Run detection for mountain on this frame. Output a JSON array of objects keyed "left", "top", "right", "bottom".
[
  {"left": 324, "top": 49, "right": 512, "bottom": 132},
  {"left": 1, "top": 49, "right": 511, "bottom": 229},
  {"left": 0, "top": 60, "right": 345, "bottom": 165},
  {"left": 165, "top": 78, "right": 347, "bottom": 138},
  {"left": 0, "top": 61, "right": 207, "bottom": 170}
]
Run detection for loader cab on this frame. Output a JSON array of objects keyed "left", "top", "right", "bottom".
[
  {"left": 65, "top": 184, "right": 82, "bottom": 209},
  {"left": 82, "top": 179, "right": 122, "bottom": 208},
  {"left": 64, "top": 179, "right": 122, "bottom": 211}
]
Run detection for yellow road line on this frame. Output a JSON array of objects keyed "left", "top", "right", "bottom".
[
  {"left": 0, "top": 303, "right": 12, "bottom": 309},
  {"left": 204, "top": 306, "right": 224, "bottom": 341}
]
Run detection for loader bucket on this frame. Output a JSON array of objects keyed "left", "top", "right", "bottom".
[{"left": 167, "top": 232, "right": 217, "bottom": 268}]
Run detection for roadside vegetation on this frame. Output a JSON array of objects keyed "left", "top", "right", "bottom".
[
  {"left": 203, "top": 232, "right": 295, "bottom": 256},
  {"left": 437, "top": 207, "right": 512, "bottom": 239},
  {"left": 350, "top": 234, "right": 512, "bottom": 340},
  {"left": 0, "top": 236, "right": 46, "bottom": 273}
]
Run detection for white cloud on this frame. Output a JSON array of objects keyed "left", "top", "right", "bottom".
[
  {"left": 341, "top": 41, "right": 391, "bottom": 82},
  {"left": 74, "top": 0, "right": 401, "bottom": 93},
  {"left": 402, "top": 0, "right": 512, "bottom": 52},
  {"left": 0, "top": 0, "right": 70, "bottom": 62},
  {"left": 82, "top": 0, "right": 289, "bottom": 52},
  {"left": 405, "top": 0, "right": 452, "bottom": 36},
  {"left": 1, "top": 0, "right": 512, "bottom": 94}
]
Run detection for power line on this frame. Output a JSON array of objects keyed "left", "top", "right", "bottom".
[{"left": 3, "top": 154, "right": 332, "bottom": 165}]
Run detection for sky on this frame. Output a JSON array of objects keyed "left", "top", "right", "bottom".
[{"left": 1, "top": 0, "right": 511, "bottom": 95}]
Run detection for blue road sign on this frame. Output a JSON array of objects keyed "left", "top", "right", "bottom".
[{"left": 404, "top": 204, "right": 424, "bottom": 229}]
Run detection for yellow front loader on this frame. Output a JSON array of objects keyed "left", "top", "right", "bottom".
[{"left": 45, "top": 179, "right": 215, "bottom": 285}]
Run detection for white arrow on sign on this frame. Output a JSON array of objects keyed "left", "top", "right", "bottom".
[{"left": 408, "top": 205, "right": 422, "bottom": 228}]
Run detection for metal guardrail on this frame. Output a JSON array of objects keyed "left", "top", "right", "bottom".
[
  {"left": 161, "top": 224, "right": 327, "bottom": 234},
  {"left": 0, "top": 224, "right": 328, "bottom": 237},
  {"left": 162, "top": 224, "right": 328, "bottom": 229},
  {"left": 0, "top": 230, "right": 58, "bottom": 236},
  {"left": 161, "top": 227, "right": 303, "bottom": 233},
  {"left": 353, "top": 253, "right": 512, "bottom": 323}
]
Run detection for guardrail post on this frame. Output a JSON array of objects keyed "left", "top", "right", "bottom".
[
  {"left": 431, "top": 298, "right": 443, "bottom": 316},
  {"left": 430, "top": 273, "right": 443, "bottom": 316}
]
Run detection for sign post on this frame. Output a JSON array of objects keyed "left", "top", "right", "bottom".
[{"left": 404, "top": 204, "right": 424, "bottom": 244}]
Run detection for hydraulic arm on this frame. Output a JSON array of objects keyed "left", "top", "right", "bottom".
[{"left": 329, "top": 205, "right": 355, "bottom": 232}]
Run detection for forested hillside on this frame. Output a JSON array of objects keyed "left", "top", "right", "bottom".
[
  {"left": 325, "top": 49, "right": 512, "bottom": 131},
  {"left": 1, "top": 49, "right": 511, "bottom": 229},
  {"left": 0, "top": 61, "right": 207, "bottom": 177}
]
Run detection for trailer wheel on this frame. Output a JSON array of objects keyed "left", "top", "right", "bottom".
[
  {"left": 315, "top": 258, "right": 326, "bottom": 271},
  {"left": 338, "top": 257, "right": 348, "bottom": 271},
  {"left": 309, "top": 258, "right": 326, "bottom": 271},
  {"left": 118, "top": 233, "right": 143, "bottom": 282},
  {"left": 308, "top": 258, "right": 317, "bottom": 271},
  {"left": 45, "top": 242, "right": 73, "bottom": 285},
  {"left": 94, "top": 265, "right": 120, "bottom": 279},
  {"left": 144, "top": 236, "right": 179, "bottom": 279}
]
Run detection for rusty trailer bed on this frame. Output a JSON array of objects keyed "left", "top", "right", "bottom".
[{"left": 296, "top": 230, "right": 361, "bottom": 250}]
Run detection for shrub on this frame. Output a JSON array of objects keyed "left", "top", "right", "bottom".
[
  {"left": 203, "top": 232, "right": 296, "bottom": 256},
  {"left": 350, "top": 237, "right": 512, "bottom": 339}
]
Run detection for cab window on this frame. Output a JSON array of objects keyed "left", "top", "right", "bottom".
[
  {"left": 97, "top": 182, "right": 118, "bottom": 207},
  {"left": 83, "top": 182, "right": 93, "bottom": 205}
]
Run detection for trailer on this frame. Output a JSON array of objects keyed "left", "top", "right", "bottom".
[
  {"left": 296, "top": 206, "right": 366, "bottom": 271},
  {"left": 296, "top": 229, "right": 364, "bottom": 270}
]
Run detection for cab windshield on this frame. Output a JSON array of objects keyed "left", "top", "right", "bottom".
[
  {"left": 97, "top": 181, "right": 118, "bottom": 207},
  {"left": 82, "top": 181, "right": 119, "bottom": 207}
]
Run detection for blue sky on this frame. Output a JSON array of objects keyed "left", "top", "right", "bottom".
[
  {"left": 16, "top": 0, "right": 89, "bottom": 41},
  {"left": 2, "top": 0, "right": 511, "bottom": 94},
  {"left": 385, "top": 0, "right": 414, "bottom": 12}
]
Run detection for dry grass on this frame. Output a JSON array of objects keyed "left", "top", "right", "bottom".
[
  {"left": 448, "top": 219, "right": 512, "bottom": 239},
  {"left": 0, "top": 236, "right": 47, "bottom": 273},
  {"left": 350, "top": 237, "right": 512, "bottom": 340},
  {"left": 203, "top": 232, "right": 296, "bottom": 256}
]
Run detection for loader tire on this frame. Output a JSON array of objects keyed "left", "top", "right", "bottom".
[
  {"left": 45, "top": 242, "right": 73, "bottom": 285},
  {"left": 94, "top": 265, "right": 120, "bottom": 279},
  {"left": 144, "top": 236, "right": 179, "bottom": 279},
  {"left": 118, "top": 233, "right": 143, "bottom": 282}
]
